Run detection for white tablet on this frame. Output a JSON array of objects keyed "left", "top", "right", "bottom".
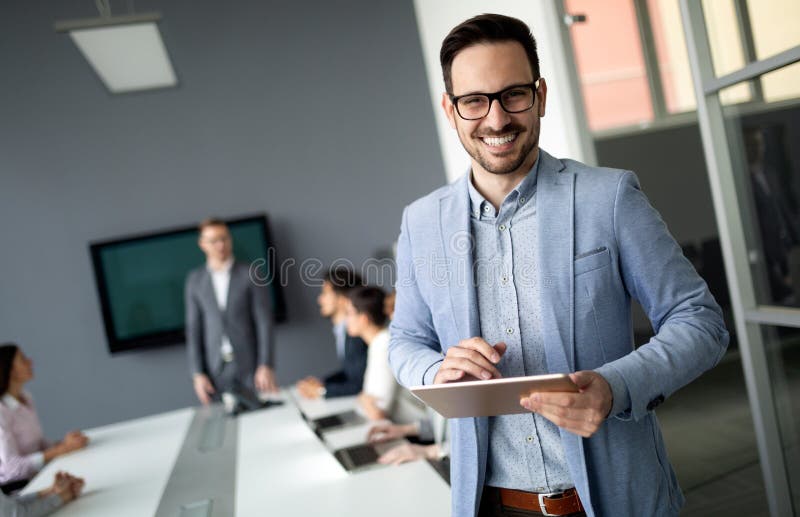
[{"left": 410, "top": 374, "right": 579, "bottom": 418}]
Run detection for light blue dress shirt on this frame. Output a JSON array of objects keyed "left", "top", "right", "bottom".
[
  {"left": 333, "top": 320, "right": 347, "bottom": 362},
  {"left": 468, "top": 157, "right": 574, "bottom": 492}
]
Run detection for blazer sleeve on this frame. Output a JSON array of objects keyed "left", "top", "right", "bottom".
[
  {"left": 323, "top": 335, "right": 367, "bottom": 398},
  {"left": 184, "top": 273, "right": 206, "bottom": 376},
  {"left": 388, "top": 207, "right": 445, "bottom": 388},
  {"left": 3, "top": 492, "right": 62, "bottom": 517},
  {"left": 250, "top": 266, "right": 274, "bottom": 368},
  {"left": 595, "top": 171, "right": 729, "bottom": 421}
]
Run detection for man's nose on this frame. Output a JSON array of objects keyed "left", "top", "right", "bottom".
[{"left": 484, "top": 98, "right": 511, "bottom": 130}]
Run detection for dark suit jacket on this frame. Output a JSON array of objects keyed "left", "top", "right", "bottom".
[
  {"left": 184, "top": 261, "right": 273, "bottom": 384},
  {"left": 322, "top": 334, "right": 367, "bottom": 398}
]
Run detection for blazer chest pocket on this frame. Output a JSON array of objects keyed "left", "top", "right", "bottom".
[{"left": 574, "top": 246, "right": 611, "bottom": 276}]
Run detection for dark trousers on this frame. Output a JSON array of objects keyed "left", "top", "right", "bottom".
[
  {"left": 210, "top": 361, "right": 256, "bottom": 401},
  {"left": 210, "top": 360, "right": 240, "bottom": 399},
  {"left": 478, "top": 487, "right": 587, "bottom": 517},
  {"left": 210, "top": 361, "right": 264, "bottom": 413}
]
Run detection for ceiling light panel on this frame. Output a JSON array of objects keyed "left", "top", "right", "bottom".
[{"left": 69, "top": 22, "right": 177, "bottom": 93}]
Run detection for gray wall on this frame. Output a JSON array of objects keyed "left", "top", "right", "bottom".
[{"left": 0, "top": 0, "right": 445, "bottom": 438}]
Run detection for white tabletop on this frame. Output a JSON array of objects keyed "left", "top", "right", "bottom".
[
  {"left": 22, "top": 408, "right": 194, "bottom": 517},
  {"left": 23, "top": 393, "right": 451, "bottom": 516},
  {"left": 288, "top": 387, "right": 361, "bottom": 420},
  {"left": 320, "top": 419, "right": 389, "bottom": 451},
  {"left": 236, "top": 403, "right": 451, "bottom": 516}
]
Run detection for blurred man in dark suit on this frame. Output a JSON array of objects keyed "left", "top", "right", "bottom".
[{"left": 185, "top": 218, "right": 276, "bottom": 405}]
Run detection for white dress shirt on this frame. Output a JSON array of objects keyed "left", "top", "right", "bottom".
[
  {"left": 362, "top": 329, "right": 398, "bottom": 412},
  {"left": 208, "top": 257, "right": 235, "bottom": 361}
]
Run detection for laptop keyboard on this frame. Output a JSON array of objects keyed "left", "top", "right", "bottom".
[
  {"left": 313, "top": 415, "right": 344, "bottom": 430},
  {"left": 345, "top": 445, "right": 379, "bottom": 467}
]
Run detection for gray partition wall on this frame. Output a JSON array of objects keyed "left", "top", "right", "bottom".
[{"left": 0, "top": 0, "right": 445, "bottom": 437}]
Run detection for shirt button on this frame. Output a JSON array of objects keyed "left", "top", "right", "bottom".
[
  {"left": 499, "top": 224, "right": 506, "bottom": 231},
  {"left": 501, "top": 276, "right": 508, "bottom": 284},
  {"left": 506, "top": 328, "right": 514, "bottom": 334},
  {"left": 483, "top": 205, "right": 491, "bottom": 212},
  {"left": 520, "top": 197, "right": 526, "bottom": 204},
  {"left": 526, "top": 436, "right": 533, "bottom": 443}
]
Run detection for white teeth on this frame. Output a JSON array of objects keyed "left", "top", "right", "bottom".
[{"left": 482, "top": 134, "right": 516, "bottom": 146}]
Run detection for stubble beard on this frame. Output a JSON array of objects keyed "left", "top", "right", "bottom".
[{"left": 460, "top": 122, "right": 540, "bottom": 176}]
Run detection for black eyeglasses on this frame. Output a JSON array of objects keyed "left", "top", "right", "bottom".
[{"left": 449, "top": 79, "right": 541, "bottom": 120}]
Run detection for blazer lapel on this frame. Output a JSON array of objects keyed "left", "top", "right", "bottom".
[
  {"left": 441, "top": 175, "right": 487, "bottom": 511},
  {"left": 225, "top": 262, "right": 239, "bottom": 311},
  {"left": 439, "top": 175, "right": 480, "bottom": 343},
  {"left": 201, "top": 268, "right": 223, "bottom": 318},
  {"left": 535, "top": 150, "right": 575, "bottom": 373},
  {"left": 536, "top": 152, "right": 594, "bottom": 514}
]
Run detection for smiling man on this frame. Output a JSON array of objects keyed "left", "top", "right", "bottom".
[{"left": 388, "top": 14, "right": 728, "bottom": 517}]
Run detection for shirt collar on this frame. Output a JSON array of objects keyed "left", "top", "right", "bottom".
[
  {"left": 1, "top": 392, "right": 28, "bottom": 410},
  {"left": 468, "top": 154, "right": 540, "bottom": 217},
  {"left": 207, "top": 257, "right": 235, "bottom": 274},
  {"left": 333, "top": 319, "right": 347, "bottom": 336}
]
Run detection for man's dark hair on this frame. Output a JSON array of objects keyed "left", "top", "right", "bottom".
[
  {"left": 347, "top": 286, "right": 388, "bottom": 328},
  {"left": 198, "top": 217, "right": 228, "bottom": 233},
  {"left": 440, "top": 13, "right": 540, "bottom": 94},
  {"left": 324, "top": 266, "right": 363, "bottom": 295}
]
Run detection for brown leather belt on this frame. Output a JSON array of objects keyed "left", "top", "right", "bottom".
[{"left": 495, "top": 487, "right": 584, "bottom": 516}]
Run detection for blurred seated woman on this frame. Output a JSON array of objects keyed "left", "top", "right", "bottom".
[
  {"left": 344, "top": 288, "right": 398, "bottom": 421},
  {"left": 0, "top": 344, "right": 88, "bottom": 487}
]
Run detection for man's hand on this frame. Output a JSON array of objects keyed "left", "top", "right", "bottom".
[
  {"left": 254, "top": 365, "right": 278, "bottom": 393},
  {"left": 193, "top": 373, "right": 216, "bottom": 405},
  {"left": 367, "top": 423, "right": 417, "bottom": 444},
  {"left": 296, "top": 377, "right": 324, "bottom": 399},
  {"left": 42, "top": 471, "right": 85, "bottom": 503},
  {"left": 433, "top": 338, "right": 506, "bottom": 384},
  {"left": 357, "top": 392, "right": 386, "bottom": 421},
  {"left": 520, "top": 371, "right": 613, "bottom": 438},
  {"left": 61, "top": 431, "right": 89, "bottom": 453},
  {"left": 378, "top": 443, "right": 438, "bottom": 465}
]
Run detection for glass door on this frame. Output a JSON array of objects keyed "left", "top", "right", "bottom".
[{"left": 680, "top": 1, "right": 800, "bottom": 515}]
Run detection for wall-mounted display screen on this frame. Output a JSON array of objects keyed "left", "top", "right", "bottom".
[{"left": 90, "top": 214, "right": 286, "bottom": 354}]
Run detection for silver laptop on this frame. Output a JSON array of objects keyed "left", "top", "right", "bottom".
[
  {"left": 311, "top": 410, "right": 366, "bottom": 432},
  {"left": 333, "top": 440, "right": 405, "bottom": 472}
]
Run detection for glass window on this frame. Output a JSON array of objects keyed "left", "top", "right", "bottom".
[
  {"left": 758, "top": 324, "right": 800, "bottom": 510},
  {"left": 720, "top": 71, "right": 800, "bottom": 307},
  {"left": 647, "top": 0, "right": 696, "bottom": 113},
  {"left": 745, "top": 0, "right": 800, "bottom": 62},
  {"left": 701, "top": 0, "right": 753, "bottom": 104},
  {"left": 701, "top": 0, "right": 747, "bottom": 77},
  {"left": 762, "top": 61, "right": 800, "bottom": 104},
  {"left": 701, "top": 0, "right": 799, "bottom": 105},
  {"left": 565, "top": 0, "right": 653, "bottom": 130}
]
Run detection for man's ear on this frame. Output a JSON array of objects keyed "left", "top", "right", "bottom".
[
  {"left": 442, "top": 92, "right": 457, "bottom": 129},
  {"left": 537, "top": 78, "right": 547, "bottom": 118}
]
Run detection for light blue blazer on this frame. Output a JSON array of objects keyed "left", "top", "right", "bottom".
[{"left": 389, "top": 150, "right": 729, "bottom": 517}]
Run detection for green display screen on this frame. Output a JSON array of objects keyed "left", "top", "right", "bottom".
[{"left": 91, "top": 216, "right": 285, "bottom": 353}]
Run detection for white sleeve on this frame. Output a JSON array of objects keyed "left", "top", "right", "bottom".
[{"left": 363, "top": 336, "right": 398, "bottom": 411}]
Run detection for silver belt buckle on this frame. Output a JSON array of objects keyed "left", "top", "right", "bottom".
[{"left": 537, "top": 491, "right": 563, "bottom": 517}]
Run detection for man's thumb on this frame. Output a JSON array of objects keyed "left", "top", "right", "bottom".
[{"left": 569, "top": 370, "right": 594, "bottom": 389}]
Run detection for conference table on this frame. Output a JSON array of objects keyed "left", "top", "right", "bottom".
[{"left": 22, "top": 390, "right": 451, "bottom": 516}]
